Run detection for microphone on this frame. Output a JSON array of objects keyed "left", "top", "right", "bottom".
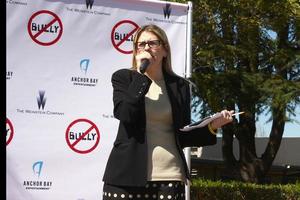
[{"left": 140, "top": 59, "right": 150, "bottom": 74}]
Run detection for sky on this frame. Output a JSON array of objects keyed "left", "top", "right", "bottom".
[{"left": 256, "top": 106, "right": 300, "bottom": 138}]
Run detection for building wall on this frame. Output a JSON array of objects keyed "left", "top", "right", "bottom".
[{"left": 194, "top": 137, "right": 300, "bottom": 166}]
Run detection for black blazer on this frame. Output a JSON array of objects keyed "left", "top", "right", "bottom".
[{"left": 102, "top": 68, "right": 216, "bottom": 186}]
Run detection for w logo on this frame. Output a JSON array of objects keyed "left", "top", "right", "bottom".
[
  {"left": 163, "top": 3, "right": 172, "bottom": 19},
  {"left": 86, "top": 0, "right": 94, "bottom": 9},
  {"left": 37, "top": 90, "right": 46, "bottom": 110}
]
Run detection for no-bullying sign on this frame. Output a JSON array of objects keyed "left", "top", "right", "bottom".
[
  {"left": 111, "top": 20, "right": 139, "bottom": 54},
  {"left": 28, "top": 10, "right": 63, "bottom": 46},
  {"left": 66, "top": 119, "right": 100, "bottom": 154},
  {"left": 6, "top": 118, "right": 14, "bottom": 146}
]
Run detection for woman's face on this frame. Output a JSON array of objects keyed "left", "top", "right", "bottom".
[{"left": 136, "top": 31, "right": 167, "bottom": 66}]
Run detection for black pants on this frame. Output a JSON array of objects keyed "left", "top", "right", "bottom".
[{"left": 103, "top": 181, "right": 185, "bottom": 200}]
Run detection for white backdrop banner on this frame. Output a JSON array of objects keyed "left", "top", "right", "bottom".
[{"left": 6, "top": 0, "right": 189, "bottom": 199}]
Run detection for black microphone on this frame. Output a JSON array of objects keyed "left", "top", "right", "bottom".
[{"left": 140, "top": 59, "right": 150, "bottom": 74}]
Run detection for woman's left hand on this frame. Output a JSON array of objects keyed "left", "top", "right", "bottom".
[{"left": 210, "top": 110, "right": 234, "bottom": 130}]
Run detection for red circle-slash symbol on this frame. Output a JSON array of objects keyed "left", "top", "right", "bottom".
[
  {"left": 66, "top": 119, "right": 100, "bottom": 154},
  {"left": 111, "top": 20, "right": 139, "bottom": 54},
  {"left": 6, "top": 118, "right": 14, "bottom": 146},
  {"left": 28, "top": 10, "right": 63, "bottom": 46}
]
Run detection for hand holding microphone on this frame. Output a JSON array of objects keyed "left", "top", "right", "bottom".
[
  {"left": 136, "top": 51, "right": 152, "bottom": 74},
  {"left": 140, "top": 59, "right": 150, "bottom": 74}
]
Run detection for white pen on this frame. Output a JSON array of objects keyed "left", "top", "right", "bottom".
[{"left": 232, "top": 111, "right": 245, "bottom": 116}]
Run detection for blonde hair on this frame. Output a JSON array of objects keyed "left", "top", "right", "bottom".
[{"left": 132, "top": 24, "right": 174, "bottom": 75}]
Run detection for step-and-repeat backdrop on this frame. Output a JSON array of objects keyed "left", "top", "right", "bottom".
[{"left": 7, "top": 0, "right": 189, "bottom": 199}]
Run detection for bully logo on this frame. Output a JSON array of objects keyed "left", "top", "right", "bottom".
[
  {"left": 27, "top": 10, "right": 63, "bottom": 46},
  {"left": 86, "top": 0, "right": 94, "bottom": 9},
  {"left": 163, "top": 3, "right": 172, "bottom": 19},
  {"left": 6, "top": 118, "right": 14, "bottom": 146},
  {"left": 37, "top": 90, "right": 46, "bottom": 110}
]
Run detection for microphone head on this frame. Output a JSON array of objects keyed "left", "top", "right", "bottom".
[{"left": 140, "top": 59, "right": 150, "bottom": 74}]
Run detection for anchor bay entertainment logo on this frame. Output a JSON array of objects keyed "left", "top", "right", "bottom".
[
  {"left": 23, "top": 161, "right": 53, "bottom": 190},
  {"left": 6, "top": 71, "right": 13, "bottom": 80},
  {"left": 70, "top": 59, "right": 99, "bottom": 87}
]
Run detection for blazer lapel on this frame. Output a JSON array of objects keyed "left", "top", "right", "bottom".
[{"left": 163, "top": 71, "right": 182, "bottom": 130}]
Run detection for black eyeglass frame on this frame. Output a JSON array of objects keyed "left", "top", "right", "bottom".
[{"left": 136, "top": 40, "right": 162, "bottom": 50}]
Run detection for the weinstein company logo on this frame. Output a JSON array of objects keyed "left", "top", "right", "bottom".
[
  {"left": 65, "top": 0, "right": 110, "bottom": 16},
  {"left": 16, "top": 90, "right": 64, "bottom": 115},
  {"left": 86, "top": 0, "right": 94, "bottom": 9},
  {"left": 163, "top": 3, "right": 172, "bottom": 19},
  {"left": 23, "top": 161, "right": 53, "bottom": 190},
  {"left": 146, "top": 3, "right": 184, "bottom": 25},
  {"left": 37, "top": 90, "right": 46, "bottom": 110}
]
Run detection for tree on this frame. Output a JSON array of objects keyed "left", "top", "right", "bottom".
[{"left": 171, "top": 0, "right": 300, "bottom": 183}]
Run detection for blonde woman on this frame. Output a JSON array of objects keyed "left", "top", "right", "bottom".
[{"left": 102, "top": 24, "right": 233, "bottom": 200}]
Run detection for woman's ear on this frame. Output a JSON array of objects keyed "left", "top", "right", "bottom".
[{"left": 162, "top": 46, "right": 168, "bottom": 57}]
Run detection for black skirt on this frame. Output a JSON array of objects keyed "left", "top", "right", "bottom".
[{"left": 103, "top": 181, "right": 185, "bottom": 200}]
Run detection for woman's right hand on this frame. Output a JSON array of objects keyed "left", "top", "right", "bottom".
[{"left": 135, "top": 50, "right": 153, "bottom": 73}]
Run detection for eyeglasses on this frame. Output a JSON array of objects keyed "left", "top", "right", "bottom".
[{"left": 136, "top": 40, "right": 162, "bottom": 50}]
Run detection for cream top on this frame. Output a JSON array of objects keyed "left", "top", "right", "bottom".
[{"left": 145, "top": 79, "right": 185, "bottom": 181}]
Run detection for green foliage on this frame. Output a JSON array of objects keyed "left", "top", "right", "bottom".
[
  {"left": 191, "top": 179, "right": 300, "bottom": 200},
  {"left": 170, "top": 0, "right": 300, "bottom": 124}
]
